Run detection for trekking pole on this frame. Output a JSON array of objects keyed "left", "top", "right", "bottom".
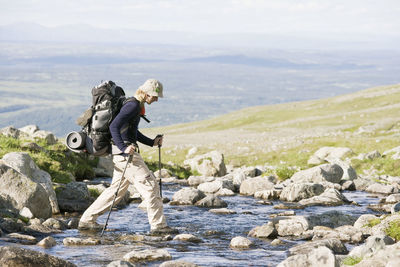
[
  {"left": 157, "top": 134, "right": 163, "bottom": 198},
  {"left": 101, "top": 153, "right": 133, "bottom": 237}
]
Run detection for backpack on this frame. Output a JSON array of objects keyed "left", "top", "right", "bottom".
[{"left": 67, "top": 80, "right": 128, "bottom": 156}]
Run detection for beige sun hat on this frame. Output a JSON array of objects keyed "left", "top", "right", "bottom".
[{"left": 139, "top": 79, "right": 164, "bottom": 98}]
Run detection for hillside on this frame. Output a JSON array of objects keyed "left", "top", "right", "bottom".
[{"left": 141, "top": 84, "right": 400, "bottom": 171}]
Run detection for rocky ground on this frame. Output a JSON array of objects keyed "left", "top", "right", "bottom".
[{"left": 2, "top": 123, "right": 400, "bottom": 266}]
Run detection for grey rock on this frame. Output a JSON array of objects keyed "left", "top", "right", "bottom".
[
  {"left": 230, "top": 236, "right": 253, "bottom": 248},
  {"left": 170, "top": 187, "right": 206, "bottom": 205},
  {"left": 274, "top": 216, "right": 310, "bottom": 236},
  {"left": 353, "top": 214, "right": 380, "bottom": 230},
  {"left": 341, "top": 180, "right": 356, "bottom": 191},
  {"left": 2, "top": 152, "right": 60, "bottom": 214},
  {"left": 43, "top": 218, "right": 67, "bottom": 230},
  {"left": 197, "top": 178, "right": 234, "bottom": 194},
  {"left": 33, "top": 130, "right": 57, "bottom": 145},
  {"left": 353, "top": 177, "right": 374, "bottom": 191},
  {"left": 289, "top": 238, "right": 347, "bottom": 256},
  {"left": 307, "top": 146, "right": 353, "bottom": 165},
  {"left": 239, "top": 176, "right": 275, "bottom": 196},
  {"left": 123, "top": 248, "right": 172, "bottom": 262},
  {"left": 194, "top": 195, "right": 227, "bottom": 208},
  {"left": 0, "top": 163, "right": 52, "bottom": 219},
  {"left": 37, "top": 236, "right": 57, "bottom": 248},
  {"left": 55, "top": 182, "right": 92, "bottom": 212},
  {"left": 248, "top": 222, "right": 277, "bottom": 238},
  {"left": 187, "top": 176, "right": 215, "bottom": 186},
  {"left": 349, "top": 235, "right": 395, "bottom": 259},
  {"left": 290, "top": 164, "right": 343, "bottom": 184},
  {"left": 277, "top": 246, "right": 339, "bottom": 267},
  {"left": 183, "top": 150, "right": 227, "bottom": 177},
  {"left": 299, "top": 188, "right": 350, "bottom": 207},
  {"left": 19, "top": 124, "right": 40, "bottom": 135},
  {"left": 6, "top": 233, "right": 37, "bottom": 245},
  {"left": 366, "top": 183, "right": 398, "bottom": 194},
  {"left": 385, "top": 193, "right": 400, "bottom": 203},
  {"left": 209, "top": 208, "right": 236, "bottom": 214},
  {"left": 95, "top": 156, "right": 113, "bottom": 177},
  {"left": 0, "top": 246, "right": 76, "bottom": 266},
  {"left": 1, "top": 126, "right": 27, "bottom": 139},
  {"left": 307, "top": 210, "right": 357, "bottom": 228},
  {"left": 254, "top": 189, "right": 281, "bottom": 200},
  {"left": 391, "top": 202, "right": 400, "bottom": 214},
  {"left": 280, "top": 183, "right": 324, "bottom": 202},
  {"left": 63, "top": 237, "right": 101, "bottom": 246},
  {"left": 173, "top": 234, "right": 202, "bottom": 243}
]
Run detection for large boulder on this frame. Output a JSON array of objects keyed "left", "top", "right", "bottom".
[
  {"left": 365, "top": 183, "right": 398, "bottom": 194},
  {"left": 277, "top": 246, "right": 338, "bottom": 267},
  {"left": 0, "top": 163, "right": 52, "bottom": 219},
  {"left": 348, "top": 235, "right": 395, "bottom": 259},
  {"left": 289, "top": 238, "right": 347, "bottom": 256},
  {"left": 299, "top": 188, "right": 350, "bottom": 207},
  {"left": 0, "top": 246, "right": 76, "bottom": 266},
  {"left": 290, "top": 164, "right": 343, "bottom": 184},
  {"left": 2, "top": 152, "right": 59, "bottom": 214},
  {"left": 239, "top": 176, "right": 275, "bottom": 196},
  {"left": 307, "top": 210, "right": 357, "bottom": 229},
  {"left": 279, "top": 183, "right": 324, "bottom": 202},
  {"left": 197, "top": 178, "right": 235, "bottom": 194},
  {"left": 273, "top": 216, "right": 310, "bottom": 237},
  {"left": 184, "top": 151, "right": 227, "bottom": 177},
  {"left": 194, "top": 195, "right": 227, "bottom": 208},
  {"left": 170, "top": 187, "right": 206, "bottom": 205},
  {"left": 55, "top": 182, "right": 92, "bottom": 212}
]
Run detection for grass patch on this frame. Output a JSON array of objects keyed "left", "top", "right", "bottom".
[
  {"left": 275, "top": 165, "right": 296, "bottom": 181},
  {"left": 145, "top": 160, "right": 193, "bottom": 179},
  {"left": 0, "top": 134, "right": 98, "bottom": 183},
  {"left": 363, "top": 218, "right": 381, "bottom": 228},
  {"left": 385, "top": 220, "right": 400, "bottom": 241},
  {"left": 342, "top": 256, "right": 363, "bottom": 266},
  {"left": 88, "top": 188, "right": 101, "bottom": 199}
]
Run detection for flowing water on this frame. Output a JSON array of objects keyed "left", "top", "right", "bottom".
[{"left": 1, "top": 182, "right": 382, "bottom": 267}]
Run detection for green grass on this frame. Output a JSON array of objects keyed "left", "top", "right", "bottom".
[
  {"left": 385, "top": 220, "right": 400, "bottom": 241},
  {"left": 88, "top": 188, "right": 101, "bottom": 199},
  {"left": 342, "top": 256, "right": 363, "bottom": 266},
  {"left": 363, "top": 218, "right": 381, "bottom": 228},
  {"left": 0, "top": 134, "right": 97, "bottom": 183},
  {"left": 275, "top": 165, "right": 296, "bottom": 181}
]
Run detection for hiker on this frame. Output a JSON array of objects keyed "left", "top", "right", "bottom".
[{"left": 78, "top": 79, "right": 178, "bottom": 235}]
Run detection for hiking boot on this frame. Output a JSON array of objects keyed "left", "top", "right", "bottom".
[
  {"left": 78, "top": 221, "right": 103, "bottom": 231},
  {"left": 150, "top": 226, "right": 179, "bottom": 236}
]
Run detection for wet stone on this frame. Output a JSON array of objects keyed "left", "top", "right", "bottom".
[
  {"left": 37, "top": 236, "right": 57, "bottom": 248},
  {"left": 173, "top": 234, "right": 202, "bottom": 243},
  {"left": 209, "top": 208, "right": 237, "bottom": 214},
  {"left": 271, "top": 239, "right": 285, "bottom": 246},
  {"left": 123, "top": 248, "right": 172, "bottom": 262},
  {"left": 6, "top": 233, "right": 37, "bottom": 245},
  {"left": 230, "top": 236, "right": 253, "bottom": 249},
  {"left": 273, "top": 203, "right": 305, "bottom": 210},
  {"left": 63, "top": 237, "right": 101, "bottom": 246}
]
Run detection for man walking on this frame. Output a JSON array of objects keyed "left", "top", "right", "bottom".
[{"left": 78, "top": 79, "right": 177, "bottom": 235}]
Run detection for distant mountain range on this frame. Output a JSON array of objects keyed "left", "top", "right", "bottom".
[{"left": 1, "top": 22, "right": 398, "bottom": 50}]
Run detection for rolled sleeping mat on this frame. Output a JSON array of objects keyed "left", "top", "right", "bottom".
[{"left": 66, "top": 131, "right": 87, "bottom": 152}]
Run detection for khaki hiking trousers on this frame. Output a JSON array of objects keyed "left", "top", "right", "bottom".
[{"left": 80, "top": 152, "right": 167, "bottom": 230}]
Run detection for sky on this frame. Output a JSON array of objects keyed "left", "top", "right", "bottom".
[{"left": 1, "top": 0, "right": 399, "bottom": 39}]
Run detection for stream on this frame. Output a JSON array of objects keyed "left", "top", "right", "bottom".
[{"left": 0, "top": 182, "right": 381, "bottom": 267}]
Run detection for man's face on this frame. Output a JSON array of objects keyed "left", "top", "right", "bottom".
[{"left": 146, "top": 94, "right": 158, "bottom": 104}]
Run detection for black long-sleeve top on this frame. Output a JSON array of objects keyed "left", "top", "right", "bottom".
[{"left": 109, "top": 98, "right": 153, "bottom": 154}]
